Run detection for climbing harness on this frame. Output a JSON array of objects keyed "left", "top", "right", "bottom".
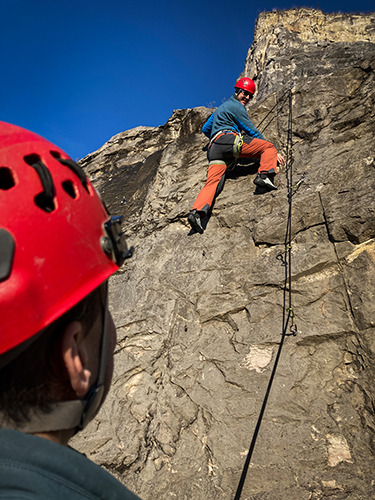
[
  {"left": 208, "top": 130, "right": 243, "bottom": 171},
  {"left": 234, "top": 84, "right": 305, "bottom": 500},
  {"left": 208, "top": 129, "right": 236, "bottom": 146}
]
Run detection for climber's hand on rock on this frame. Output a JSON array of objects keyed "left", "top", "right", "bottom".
[{"left": 277, "top": 153, "right": 286, "bottom": 166}]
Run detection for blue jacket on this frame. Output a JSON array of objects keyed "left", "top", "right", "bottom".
[
  {"left": 202, "top": 95, "right": 265, "bottom": 140},
  {"left": 0, "top": 429, "right": 141, "bottom": 499}
]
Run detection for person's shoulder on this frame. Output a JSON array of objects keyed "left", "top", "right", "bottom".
[
  {"left": 226, "top": 95, "right": 242, "bottom": 110},
  {"left": 223, "top": 95, "right": 236, "bottom": 104},
  {"left": 217, "top": 95, "right": 236, "bottom": 112},
  {"left": 0, "top": 430, "right": 140, "bottom": 500}
]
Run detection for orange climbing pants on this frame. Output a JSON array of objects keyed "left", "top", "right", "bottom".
[
  {"left": 240, "top": 137, "right": 277, "bottom": 173},
  {"left": 192, "top": 136, "right": 278, "bottom": 216},
  {"left": 192, "top": 161, "right": 227, "bottom": 215}
]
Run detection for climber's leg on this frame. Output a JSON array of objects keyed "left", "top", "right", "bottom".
[
  {"left": 240, "top": 137, "right": 278, "bottom": 174},
  {"left": 240, "top": 137, "right": 278, "bottom": 190},
  {"left": 192, "top": 161, "right": 227, "bottom": 217}
]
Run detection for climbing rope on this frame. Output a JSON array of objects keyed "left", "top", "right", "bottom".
[
  {"left": 256, "top": 85, "right": 293, "bottom": 134},
  {"left": 234, "top": 84, "right": 305, "bottom": 500}
]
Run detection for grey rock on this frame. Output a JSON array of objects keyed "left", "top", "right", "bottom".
[{"left": 72, "top": 9, "right": 375, "bottom": 500}]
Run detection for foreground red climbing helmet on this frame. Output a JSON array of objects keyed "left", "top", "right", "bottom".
[
  {"left": 0, "top": 121, "right": 130, "bottom": 358},
  {"left": 234, "top": 77, "right": 256, "bottom": 95}
]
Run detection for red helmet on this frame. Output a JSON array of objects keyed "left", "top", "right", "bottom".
[
  {"left": 234, "top": 77, "right": 256, "bottom": 95},
  {"left": 0, "top": 122, "right": 130, "bottom": 358}
]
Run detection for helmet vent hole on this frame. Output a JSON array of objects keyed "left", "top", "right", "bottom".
[
  {"left": 24, "top": 153, "right": 41, "bottom": 166},
  {"left": 62, "top": 180, "right": 78, "bottom": 199},
  {"left": 34, "top": 192, "right": 56, "bottom": 212},
  {"left": 0, "top": 167, "right": 16, "bottom": 190}
]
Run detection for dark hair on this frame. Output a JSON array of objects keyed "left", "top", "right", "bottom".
[{"left": 0, "top": 285, "right": 104, "bottom": 426}]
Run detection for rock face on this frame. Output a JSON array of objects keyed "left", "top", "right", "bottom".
[{"left": 72, "top": 9, "right": 375, "bottom": 500}]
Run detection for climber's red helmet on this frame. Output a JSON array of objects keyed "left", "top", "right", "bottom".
[
  {"left": 0, "top": 121, "right": 130, "bottom": 361},
  {"left": 234, "top": 77, "right": 256, "bottom": 95}
]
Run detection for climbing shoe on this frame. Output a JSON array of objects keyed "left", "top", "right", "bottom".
[
  {"left": 188, "top": 210, "right": 204, "bottom": 234},
  {"left": 253, "top": 173, "right": 278, "bottom": 190}
]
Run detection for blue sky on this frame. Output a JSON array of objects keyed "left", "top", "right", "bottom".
[{"left": 1, "top": 0, "right": 373, "bottom": 160}]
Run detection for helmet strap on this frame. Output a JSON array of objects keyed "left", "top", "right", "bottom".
[
  {"left": 0, "top": 400, "right": 85, "bottom": 433},
  {"left": 0, "top": 284, "right": 110, "bottom": 435},
  {"left": 75, "top": 282, "right": 110, "bottom": 433}
]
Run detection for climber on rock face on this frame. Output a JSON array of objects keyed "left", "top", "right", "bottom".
[{"left": 188, "top": 77, "right": 285, "bottom": 234}]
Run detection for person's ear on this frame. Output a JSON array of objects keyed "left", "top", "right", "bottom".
[{"left": 61, "top": 321, "right": 92, "bottom": 398}]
